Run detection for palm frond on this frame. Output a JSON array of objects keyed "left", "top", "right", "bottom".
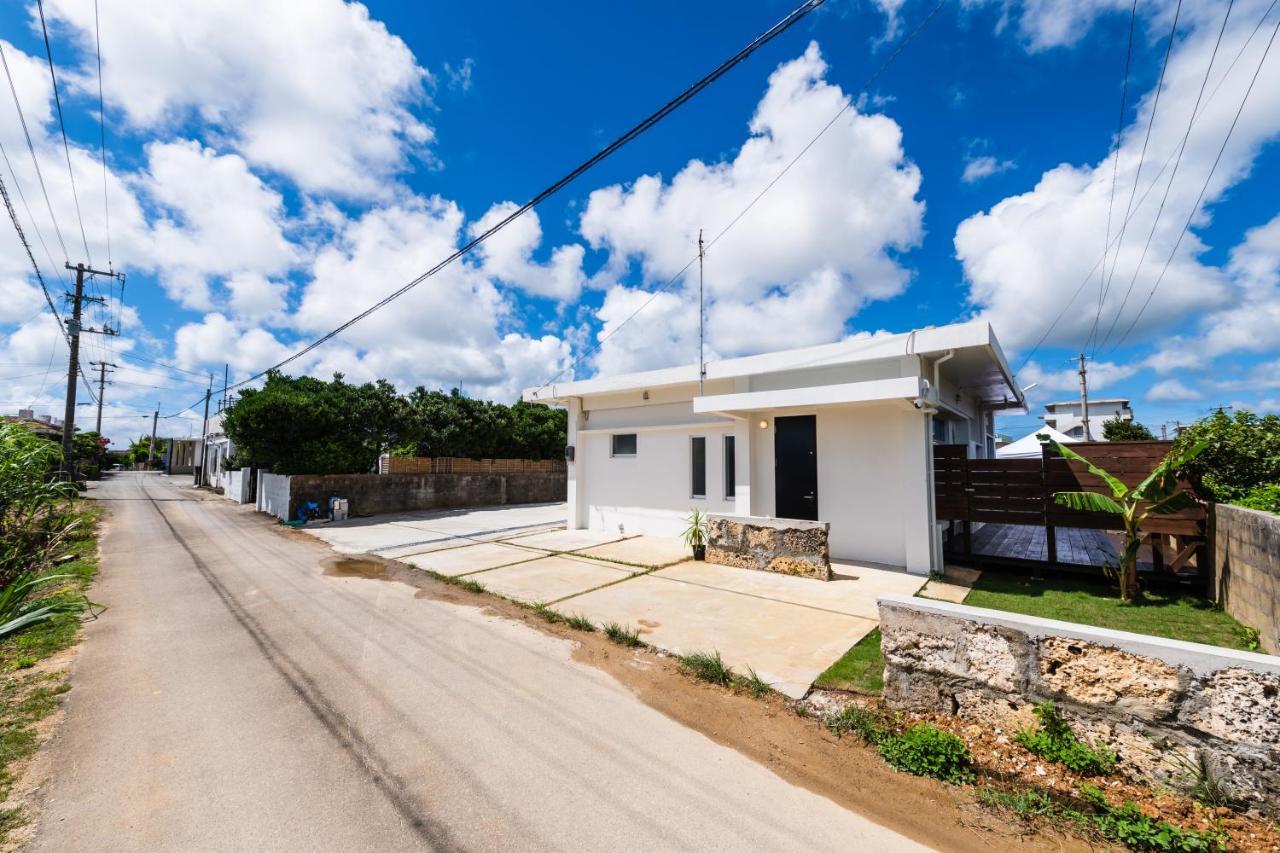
[
  {"left": 1045, "top": 441, "right": 1128, "bottom": 499},
  {"left": 1052, "top": 491, "right": 1125, "bottom": 514}
]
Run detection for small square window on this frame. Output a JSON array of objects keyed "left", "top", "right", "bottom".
[{"left": 611, "top": 433, "right": 637, "bottom": 457}]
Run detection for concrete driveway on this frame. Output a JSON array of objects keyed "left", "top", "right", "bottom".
[{"left": 298, "top": 504, "right": 926, "bottom": 697}]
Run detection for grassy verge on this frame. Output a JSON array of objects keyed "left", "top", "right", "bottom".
[
  {"left": 963, "top": 572, "right": 1255, "bottom": 651},
  {"left": 814, "top": 628, "right": 884, "bottom": 694},
  {"left": 0, "top": 504, "right": 100, "bottom": 842}
]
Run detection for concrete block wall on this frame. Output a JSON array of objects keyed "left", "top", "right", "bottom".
[
  {"left": 705, "top": 515, "right": 831, "bottom": 581},
  {"left": 1213, "top": 503, "right": 1280, "bottom": 655},
  {"left": 878, "top": 594, "right": 1280, "bottom": 817},
  {"left": 256, "top": 471, "right": 291, "bottom": 520},
  {"left": 285, "top": 471, "right": 566, "bottom": 519}
]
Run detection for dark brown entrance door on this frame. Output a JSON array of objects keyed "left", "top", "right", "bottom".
[{"left": 774, "top": 415, "right": 818, "bottom": 521}]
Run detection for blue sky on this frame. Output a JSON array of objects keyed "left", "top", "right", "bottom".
[{"left": 2, "top": 0, "right": 1279, "bottom": 446}]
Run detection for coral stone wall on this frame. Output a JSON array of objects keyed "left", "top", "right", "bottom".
[
  {"left": 705, "top": 515, "right": 830, "bottom": 581},
  {"left": 878, "top": 594, "right": 1280, "bottom": 817},
  {"left": 1212, "top": 503, "right": 1280, "bottom": 655}
]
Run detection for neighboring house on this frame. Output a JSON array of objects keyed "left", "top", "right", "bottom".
[
  {"left": 1041, "top": 397, "right": 1132, "bottom": 440},
  {"left": 165, "top": 437, "right": 201, "bottom": 474},
  {"left": 523, "top": 320, "right": 1024, "bottom": 575},
  {"left": 996, "top": 425, "right": 1077, "bottom": 459},
  {"left": 200, "top": 411, "right": 236, "bottom": 489}
]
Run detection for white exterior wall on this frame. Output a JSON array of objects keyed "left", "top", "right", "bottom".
[
  {"left": 579, "top": 420, "right": 738, "bottom": 538},
  {"left": 223, "top": 468, "right": 252, "bottom": 504},
  {"left": 257, "top": 470, "right": 290, "bottom": 520}
]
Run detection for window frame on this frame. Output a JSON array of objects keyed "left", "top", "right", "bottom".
[
  {"left": 610, "top": 433, "right": 638, "bottom": 458},
  {"left": 723, "top": 434, "right": 736, "bottom": 500},
  {"left": 690, "top": 435, "right": 707, "bottom": 499}
]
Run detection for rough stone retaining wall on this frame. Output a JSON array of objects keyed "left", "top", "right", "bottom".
[
  {"left": 877, "top": 594, "right": 1280, "bottom": 816},
  {"left": 705, "top": 515, "right": 830, "bottom": 581},
  {"left": 284, "top": 471, "right": 565, "bottom": 520},
  {"left": 1212, "top": 503, "right": 1280, "bottom": 655}
]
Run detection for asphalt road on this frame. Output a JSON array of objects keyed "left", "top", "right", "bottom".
[{"left": 32, "top": 472, "right": 924, "bottom": 851}]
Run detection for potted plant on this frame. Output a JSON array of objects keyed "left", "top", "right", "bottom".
[{"left": 682, "top": 508, "right": 708, "bottom": 560}]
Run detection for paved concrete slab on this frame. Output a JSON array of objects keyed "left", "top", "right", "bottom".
[
  {"left": 919, "top": 565, "right": 982, "bottom": 604},
  {"left": 503, "top": 528, "right": 631, "bottom": 553},
  {"left": 576, "top": 535, "right": 691, "bottom": 568},
  {"left": 559, "top": 573, "right": 879, "bottom": 699},
  {"left": 656, "top": 561, "right": 925, "bottom": 620},
  {"left": 301, "top": 503, "right": 566, "bottom": 555},
  {"left": 375, "top": 525, "right": 563, "bottom": 559},
  {"left": 473, "top": 555, "right": 633, "bottom": 605},
  {"left": 399, "top": 542, "right": 543, "bottom": 576}
]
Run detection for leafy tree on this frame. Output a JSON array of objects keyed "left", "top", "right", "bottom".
[
  {"left": 222, "top": 372, "right": 417, "bottom": 475},
  {"left": 1173, "top": 409, "right": 1280, "bottom": 502},
  {"left": 405, "top": 388, "right": 566, "bottom": 459},
  {"left": 1101, "top": 417, "right": 1155, "bottom": 442},
  {"left": 1047, "top": 438, "right": 1207, "bottom": 602},
  {"left": 125, "top": 435, "right": 166, "bottom": 468},
  {"left": 72, "top": 431, "right": 112, "bottom": 479}
]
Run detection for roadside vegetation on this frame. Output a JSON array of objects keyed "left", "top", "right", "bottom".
[
  {"left": 814, "top": 628, "right": 883, "bottom": 694},
  {"left": 0, "top": 423, "right": 102, "bottom": 843}
]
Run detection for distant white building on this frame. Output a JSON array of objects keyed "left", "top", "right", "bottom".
[{"left": 1040, "top": 398, "right": 1132, "bottom": 440}]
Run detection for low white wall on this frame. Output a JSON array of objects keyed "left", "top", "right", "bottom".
[
  {"left": 256, "top": 470, "right": 290, "bottom": 520},
  {"left": 222, "top": 469, "right": 251, "bottom": 504}
]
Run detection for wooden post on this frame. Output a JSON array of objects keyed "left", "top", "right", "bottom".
[
  {"left": 1042, "top": 443, "right": 1058, "bottom": 565},
  {"left": 1150, "top": 533, "right": 1165, "bottom": 574}
]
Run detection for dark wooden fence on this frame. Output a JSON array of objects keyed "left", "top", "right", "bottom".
[{"left": 935, "top": 441, "right": 1206, "bottom": 573}]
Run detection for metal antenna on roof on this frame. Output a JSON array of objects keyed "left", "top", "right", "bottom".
[{"left": 698, "top": 228, "right": 705, "bottom": 396}]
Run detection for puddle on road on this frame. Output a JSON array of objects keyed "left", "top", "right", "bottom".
[{"left": 322, "top": 556, "right": 389, "bottom": 580}]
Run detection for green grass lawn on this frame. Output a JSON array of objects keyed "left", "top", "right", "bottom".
[
  {"left": 964, "top": 572, "right": 1257, "bottom": 652},
  {"left": 0, "top": 504, "right": 100, "bottom": 839},
  {"left": 816, "top": 571, "right": 1256, "bottom": 697},
  {"left": 815, "top": 628, "right": 884, "bottom": 694}
]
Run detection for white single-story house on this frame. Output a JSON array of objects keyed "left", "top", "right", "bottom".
[
  {"left": 523, "top": 320, "right": 1025, "bottom": 576},
  {"left": 996, "top": 425, "right": 1077, "bottom": 459}
]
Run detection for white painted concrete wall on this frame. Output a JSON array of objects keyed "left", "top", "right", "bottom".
[
  {"left": 257, "top": 470, "right": 290, "bottom": 520},
  {"left": 223, "top": 469, "right": 252, "bottom": 504}
]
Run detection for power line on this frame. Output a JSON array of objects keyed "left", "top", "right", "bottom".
[
  {"left": 1092, "top": 0, "right": 1183, "bottom": 337},
  {"left": 1014, "top": 0, "right": 1279, "bottom": 374},
  {"left": 35, "top": 0, "right": 92, "bottom": 264},
  {"left": 93, "top": 0, "right": 111, "bottom": 267},
  {"left": 1096, "top": 0, "right": 1236, "bottom": 353},
  {"left": 1086, "top": 0, "right": 1138, "bottom": 353},
  {"left": 531, "top": 0, "right": 947, "bottom": 394},
  {"left": 0, "top": 40, "right": 70, "bottom": 263},
  {"left": 116, "top": 350, "right": 213, "bottom": 380},
  {"left": 224, "top": 0, "right": 828, "bottom": 393},
  {"left": 1110, "top": 10, "right": 1280, "bottom": 351}
]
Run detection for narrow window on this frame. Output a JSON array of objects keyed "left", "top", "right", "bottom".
[
  {"left": 723, "top": 435, "right": 736, "bottom": 499},
  {"left": 691, "top": 436, "right": 706, "bottom": 498},
  {"left": 611, "top": 433, "right": 637, "bottom": 457}
]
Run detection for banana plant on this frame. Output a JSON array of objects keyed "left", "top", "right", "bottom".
[{"left": 1044, "top": 437, "right": 1209, "bottom": 602}]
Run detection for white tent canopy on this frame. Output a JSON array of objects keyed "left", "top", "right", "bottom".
[{"left": 996, "top": 425, "right": 1077, "bottom": 459}]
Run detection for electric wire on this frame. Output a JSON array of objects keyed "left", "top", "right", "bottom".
[
  {"left": 223, "top": 0, "right": 828, "bottom": 393},
  {"left": 1013, "top": 0, "right": 1279, "bottom": 375},
  {"left": 1110, "top": 11, "right": 1280, "bottom": 351},
  {"left": 0, "top": 40, "right": 70, "bottom": 264},
  {"left": 35, "top": 0, "right": 91, "bottom": 264},
  {"left": 1095, "top": 0, "right": 1236, "bottom": 353},
  {"left": 530, "top": 0, "right": 948, "bottom": 396},
  {"left": 93, "top": 0, "right": 111, "bottom": 267},
  {"left": 1086, "top": 0, "right": 1139, "bottom": 354}
]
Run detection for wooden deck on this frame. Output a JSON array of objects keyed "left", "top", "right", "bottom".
[{"left": 953, "top": 523, "right": 1147, "bottom": 569}]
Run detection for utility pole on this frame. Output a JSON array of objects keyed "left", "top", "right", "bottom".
[
  {"left": 60, "top": 262, "right": 121, "bottom": 477},
  {"left": 697, "top": 229, "right": 706, "bottom": 396},
  {"left": 195, "top": 379, "right": 212, "bottom": 487},
  {"left": 90, "top": 360, "right": 116, "bottom": 434},
  {"left": 148, "top": 408, "right": 159, "bottom": 468},
  {"left": 1077, "top": 352, "right": 1092, "bottom": 442},
  {"left": 220, "top": 363, "right": 229, "bottom": 412}
]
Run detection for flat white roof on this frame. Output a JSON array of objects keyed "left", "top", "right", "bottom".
[{"left": 525, "top": 320, "right": 1022, "bottom": 407}]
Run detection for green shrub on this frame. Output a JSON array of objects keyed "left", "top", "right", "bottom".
[
  {"left": 1016, "top": 702, "right": 1116, "bottom": 776},
  {"left": 732, "top": 667, "right": 773, "bottom": 699},
  {"left": 678, "top": 650, "right": 732, "bottom": 686},
  {"left": 1235, "top": 483, "right": 1280, "bottom": 514},
  {"left": 879, "top": 723, "right": 974, "bottom": 783},
  {"left": 1079, "top": 785, "right": 1227, "bottom": 852},
  {"left": 563, "top": 612, "right": 594, "bottom": 631},
  {"left": 1174, "top": 410, "right": 1280, "bottom": 502},
  {"left": 826, "top": 703, "right": 892, "bottom": 744},
  {"left": 603, "top": 622, "right": 642, "bottom": 647},
  {"left": 977, "top": 786, "right": 1056, "bottom": 819}
]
